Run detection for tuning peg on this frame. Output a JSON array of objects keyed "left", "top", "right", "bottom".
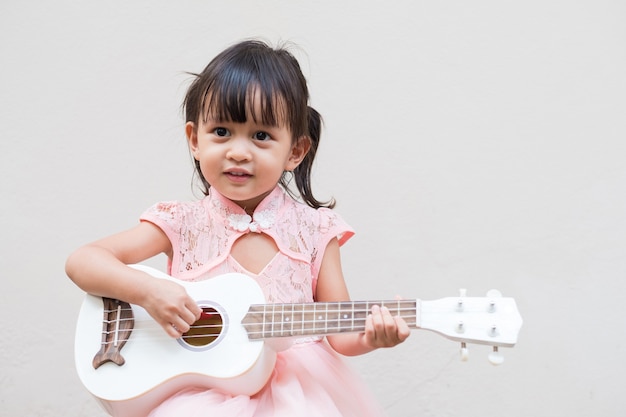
[
  {"left": 455, "top": 321, "right": 465, "bottom": 334},
  {"left": 486, "top": 289, "right": 502, "bottom": 313},
  {"left": 457, "top": 288, "right": 467, "bottom": 312},
  {"left": 486, "top": 289, "right": 502, "bottom": 298},
  {"left": 460, "top": 342, "right": 469, "bottom": 361},
  {"left": 488, "top": 346, "right": 504, "bottom": 365}
]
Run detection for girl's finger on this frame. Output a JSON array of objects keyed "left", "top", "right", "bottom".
[
  {"left": 380, "top": 306, "right": 402, "bottom": 344},
  {"left": 394, "top": 315, "right": 411, "bottom": 342}
]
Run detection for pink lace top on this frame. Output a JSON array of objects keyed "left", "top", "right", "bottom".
[{"left": 140, "top": 186, "right": 354, "bottom": 303}]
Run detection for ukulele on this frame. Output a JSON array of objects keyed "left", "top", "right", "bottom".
[{"left": 74, "top": 264, "right": 523, "bottom": 417}]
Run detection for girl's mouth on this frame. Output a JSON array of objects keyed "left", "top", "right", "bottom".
[{"left": 224, "top": 170, "right": 252, "bottom": 182}]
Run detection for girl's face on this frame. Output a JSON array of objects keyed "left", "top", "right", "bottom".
[{"left": 187, "top": 93, "right": 310, "bottom": 213}]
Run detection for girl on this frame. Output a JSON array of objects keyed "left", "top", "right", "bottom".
[{"left": 66, "top": 39, "right": 410, "bottom": 416}]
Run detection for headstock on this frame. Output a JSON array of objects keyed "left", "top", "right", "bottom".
[{"left": 420, "top": 289, "right": 523, "bottom": 365}]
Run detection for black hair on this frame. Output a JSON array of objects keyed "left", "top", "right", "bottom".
[{"left": 183, "top": 40, "right": 334, "bottom": 209}]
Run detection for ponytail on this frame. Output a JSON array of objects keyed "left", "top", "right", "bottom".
[{"left": 280, "top": 107, "right": 335, "bottom": 209}]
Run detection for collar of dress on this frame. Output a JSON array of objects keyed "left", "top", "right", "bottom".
[{"left": 207, "top": 186, "right": 282, "bottom": 234}]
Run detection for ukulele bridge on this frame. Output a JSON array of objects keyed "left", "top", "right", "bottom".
[{"left": 92, "top": 298, "right": 134, "bottom": 369}]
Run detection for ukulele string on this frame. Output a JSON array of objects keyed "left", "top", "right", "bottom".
[
  {"left": 102, "top": 306, "right": 418, "bottom": 329},
  {"left": 97, "top": 307, "right": 418, "bottom": 347}
]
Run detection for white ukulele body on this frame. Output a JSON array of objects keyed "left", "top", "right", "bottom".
[{"left": 75, "top": 265, "right": 276, "bottom": 416}]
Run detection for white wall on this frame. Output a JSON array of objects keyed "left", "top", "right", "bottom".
[{"left": 2, "top": 1, "right": 625, "bottom": 415}]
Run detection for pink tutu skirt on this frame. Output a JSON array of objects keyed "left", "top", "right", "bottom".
[{"left": 148, "top": 340, "right": 385, "bottom": 417}]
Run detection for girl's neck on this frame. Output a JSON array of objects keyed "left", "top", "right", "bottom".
[{"left": 214, "top": 187, "right": 277, "bottom": 216}]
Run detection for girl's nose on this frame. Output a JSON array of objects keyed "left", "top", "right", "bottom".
[{"left": 226, "top": 137, "right": 252, "bottom": 161}]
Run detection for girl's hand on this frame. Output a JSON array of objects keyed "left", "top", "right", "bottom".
[
  {"left": 363, "top": 305, "right": 411, "bottom": 348},
  {"left": 141, "top": 278, "right": 202, "bottom": 338}
]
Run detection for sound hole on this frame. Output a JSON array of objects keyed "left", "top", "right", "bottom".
[{"left": 182, "top": 307, "right": 223, "bottom": 347}]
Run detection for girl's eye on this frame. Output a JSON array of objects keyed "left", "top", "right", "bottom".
[
  {"left": 254, "top": 131, "right": 271, "bottom": 141},
  {"left": 214, "top": 127, "right": 230, "bottom": 137}
]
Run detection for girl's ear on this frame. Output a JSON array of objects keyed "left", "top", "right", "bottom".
[
  {"left": 186, "top": 122, "right": 200, "bottom": 160},
  {"left": 286, "top": 136, "right": 311, "bottom": 171}
]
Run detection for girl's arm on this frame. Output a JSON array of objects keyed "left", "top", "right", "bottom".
[
  {"left": 65, "top": 221, "right": 201, "bottom": 338},
  {"left": 315, "top": 239, "right": 411, "bottom": 356}
]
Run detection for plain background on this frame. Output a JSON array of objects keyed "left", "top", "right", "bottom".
[{"left": 1, "top": 1, "right": 625, "bottom": 416}]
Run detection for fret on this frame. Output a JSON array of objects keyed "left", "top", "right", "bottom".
[
  {"left": 315, "top": 304, "right": 321, "bottom": 334},
  {"left": 267, "top": 304, "right": 272, "bottom": 338},
  {"left": 309, "top": 303, "right": 321, "bottom": 336},
  {"left": 308, "top": 303, "right": 313, "bottom": 334},
  {"left": 350, "top": 301, "right": 355, "bottom": 331},
  {"left": 351, "top": 301, "right": 368, "bottom": 332},
  {"left": 336, "top": 302, "right": 342, "bottom": 333},
  {"left": 390, "top": 300, "right": 401, "bottom": 317},
  {"left": 271, "top": 304, "right": 278, "bottom": 337},
  {"left": 278, "top": 303, "right": 293, "bottom": 337},
  {"left": 263, "top": 304, "right": 269, "bottom": 338},
  {"left": 339, "top": 301, "right": 354, "bottom": 332},
  {"left": 304, "top": 304, "right": 311, "bottom": 334},
  {"left": 380, "top": 300, "right": 390, "bottom": 315},
  {"left": 305, "top": 303, "right": 317, "bottom": 334},
  {"left": 305, "top": 304, "right": 315, "bottom": 336},
  {"left": 299, "top": 304, "right": 305, "bottom": 336},
  {"left": 280, "top": 304, "right": 285, "bottom": 336},
  {"left": 326, "top": 303, "right": 339, "bottom": 333},
  {"left": 293, "top": 305, "right": 302, "bottom": 336}
]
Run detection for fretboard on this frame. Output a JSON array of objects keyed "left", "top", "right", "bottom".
[{"left": 242, "top": 300, "right": 419, "bottom": 339}]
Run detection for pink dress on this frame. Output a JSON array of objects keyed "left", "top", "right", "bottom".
[{"left": 140, "top": 186, "right": 386, "bottom": 417}]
